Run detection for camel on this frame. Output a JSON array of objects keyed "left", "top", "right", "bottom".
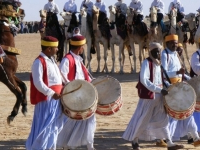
[
  {"left": 60, "top": 12, "right": 72, "bottom": 55},
  {"left": 126, "top": 7, "right": 148, "bottom": 72},
  {"left": 148, "top": 6, "right": 164, "bottom": 45},
  {"left": 185, "top": 13, "right": 196, "bottom": 45},
  {"left": 92, "top": 5, "right": 109, "bottom": 73},
  {"left": 195, "top": 13, "right": 200, "bottom": 49},
  {"left": 108, "top": 5, "right": 133, "bottom": 74},
  {"left": 39, "top": 10, "right": 47, "bottom": 39},
  {"left": 80, "top": 7, "right": 93, "bottom": 73},
  {"left": 169, "top": 8, "right": 190, "bottom": 66}
]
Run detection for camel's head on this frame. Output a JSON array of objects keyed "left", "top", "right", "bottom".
[
  {"left": 150, "top": 6, "right": 157, "bottom": 15},
  {"left": 60, "top": 12, "right": 72, "bottom": 20},
  {"left": 92, "top": 5, "right": 99, "bottom": 14},
  {"left": 80, "top": 7, "right": 87, "bottom": 16},
  {"left": 39, "top": 9, "right": 47, "bottom": 18},
  {"left": 109, "top": 5, "right": 116, "bottom": 15},
  {"left": 170, "top": 8, "right": 177, "bottom": 17},
  {"left": 185, "top": 13, "right": 196, "bottom": 21}
]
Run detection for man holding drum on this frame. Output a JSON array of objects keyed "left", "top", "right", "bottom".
[
  {"left": 190, "top": 37, "right": 200, "bottom": 137},
  {"left": 123, "top": 42, "right": 183, "bottom": 150},
  {"left": 161, "top": 34, "right": 200, "bottom": 147},
  {"left": 26, "top": 36, "right": 65, "bottom": 149},
  {"left": 58, "top": 35, "right": 96, "bottom": 150}
]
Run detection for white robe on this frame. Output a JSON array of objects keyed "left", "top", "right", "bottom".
[
  {"left": 57, "top": 51, "right": 95, "bottom": 148},
  {"left": 63, "top": 0, "right": 77, "bottom": 13},
  {"left": 26, "top": 52, "right": 65, "bottom": 150},
  {"left": 123, "top": 59, "right": 171, "bottom": 141},
  {"left": 151, "top": 0, "right": 164, "bottom": 14},
  {"left": 129, "top": 1, "right": 143, "bottom": 14},
  {"left": 44, "top": 1, "right": 59, "bottom": 13}
]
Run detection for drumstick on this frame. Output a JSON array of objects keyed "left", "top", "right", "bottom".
[
  {"left": 61, "top": 84, "right": 82, "bottom": 97},
  {"left": 93, "top": 78, "right": 109, "bottom": 86}
]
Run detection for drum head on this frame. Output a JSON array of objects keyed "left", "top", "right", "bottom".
[
  {"left": 91, "top": 76, "right": 121, "bottom": 105},
  {"left": 187, "top": 76, "right": 200, "bottom": 102},
  {"left": 165, "top": 82, "right": 196, "bottom": 111},
  {"left": 61, "top": 80, "right": 97, "bottom": 111}
]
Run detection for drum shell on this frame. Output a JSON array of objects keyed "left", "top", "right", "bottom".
[
  {"left": 164, "top": 82, "right": 196, "bottom": 120},
  {"left": 91, "top": 76, "right": 122, "bottom": 116},
  {"left": 61, "top": 80, "right": 98, "bottom": 120}
]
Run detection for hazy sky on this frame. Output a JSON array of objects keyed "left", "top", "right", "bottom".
[{"left": 20, "top": 0, "right": 200, "bottom": 21}]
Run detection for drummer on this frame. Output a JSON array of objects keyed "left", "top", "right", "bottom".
[
  {"left": 122, "top": 42, "right": 184, "bottom": 150},
  {"left": 58, "top": 34, "right": 96, "bottom": 150},
  {"left": 161, "top": 34, "right": 200, "bottom": 147},
  {"left": 190, "top": 37, "right": 200, "bottom": 137}
]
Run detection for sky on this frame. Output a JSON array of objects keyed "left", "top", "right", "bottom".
[{"left": 20, "top": 0, "right": 200, "bottom": 21}]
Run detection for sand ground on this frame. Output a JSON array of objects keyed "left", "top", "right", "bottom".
[{"left": 0, "top": 33, "right": 197, "bottom": 150}]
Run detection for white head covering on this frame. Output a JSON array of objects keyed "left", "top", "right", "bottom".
[
  {"left": 197, "top": 7, "right": 200, "bottom": 12},
  {"left": 173, "top": 0, "right": 180, "bottom": 5},
  {"left": 149, "top": 42, "right": 162, "bottom": 51},
  {"left": 154, "top": 0, "right": 161, "bottom": 2},
  {"left": 69, "top": 0, "right": 75, "bottom": 3},
  {"left": 132, "top": 0, "right": 139, "bottom": 3},
  {"left": 73, "top": 27, "right": 81, "bottom": 36},
  {"left": 85, "top": 0, "right": 90, "bottom": 4}
]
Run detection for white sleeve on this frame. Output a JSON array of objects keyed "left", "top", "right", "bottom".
[
  {"left": 55, "top": 4, "right": 59, "bottom": 13},
  {"left": 32, "top": 59, "right": 55, "bottom": 97},
  {"left": 191, "top": 52, "right": 200, "bottom": 75},
  {"left": 59, "top": 58, "right": 70, "bottom": 83},
  {"left": 140, "top": 60, "right": 162, "bottom": 93}
]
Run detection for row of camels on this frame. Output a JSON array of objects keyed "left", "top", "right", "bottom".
[{"left": 41, "top": 5, "right": 200, "bottom": 74}]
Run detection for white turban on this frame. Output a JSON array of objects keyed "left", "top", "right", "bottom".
[
  {"left": 173, "top": 0, "right": 180, "bottom": 5},
  {"left": 132, "top": 0, "right": 139, "bottom": 3},
  {"left": 149, "top": 42, "right": 162, "bottom": 51}
]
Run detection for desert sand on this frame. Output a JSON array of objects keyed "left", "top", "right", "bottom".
[{"left": 0, "top": 33, "right": 197, "bottom": 149}]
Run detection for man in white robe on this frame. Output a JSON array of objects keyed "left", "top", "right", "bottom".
[
  {"left": 129, "top": 0, "right": 143, "bottom": 25},
  {"left": 161, "top": 34, "right": 200, "bottom": 147},
  {"left": 63, "top": 0, "right": 77, "bottom": 13},
  {"left": 123, "top": 42, "right": 184, "bottom": 150},
  {"left": 26, "top": 36, "right": 65, "bottom": 150},
  {"left": 115, "top": 0, "right": 127, "bottom": 16},
  {"left": 57, "top": 34, "right": 96, "bottom": 150}
]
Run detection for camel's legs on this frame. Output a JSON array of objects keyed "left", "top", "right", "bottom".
[
  {"left": 95, "top": 41, "right": 101, "bottom": 73},
  {"left": 110, "top": 42, "right": 115, "bottom": 73}
]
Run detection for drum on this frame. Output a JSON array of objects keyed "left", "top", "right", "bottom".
[
  {"left": 187, "top": 76, "right": 200, "bottom": 112},
  {"left": 164, "top": 82, "right": 196, "bottom": 120},
  {"left": 91, "top": 76, "right": 122, "bottom": 116},
  {"left": 61, "top": 79, "right": 98, "bottom": 120}
]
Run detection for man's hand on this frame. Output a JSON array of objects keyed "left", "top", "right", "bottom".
[
  {"left": 52, "top": 93, "right": 61, "bottom": 100},
  {"left": 176, "top": 67, "right": 185, "bottom": 75},
  {"left": 161, "top": 89, "right": 168, "bottom": 96}
]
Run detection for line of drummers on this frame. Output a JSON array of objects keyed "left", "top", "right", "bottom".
[{"left": 122, "top": 34, "right": 200, "bottom": 150}]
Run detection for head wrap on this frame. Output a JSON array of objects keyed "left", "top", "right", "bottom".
[
  {"left": 197, "top": 7, "right": 200, "bottom": 12},
  {"left": 173, "top": 0, "right": 180, "bottom": 5},
  {"left": 165, "top": 34, "right": 178, "bottom": 42},
  {"left": 149, "top": 42, "right": 162, "bottom": 51},
  {"left": 73, "top": 27, "right": 81, "bottom": 36},
  {"left": 132, "top": 0, "right": 139, "bottom": 3},
  {"left": 41, "top": 36, "right": 58, "bottom": 47},
  {"left": 70, "top": 35, "right": 86, "bottom": 46},
  {"left": 178, "top": 43, "right": 183, "bottom": 47}
]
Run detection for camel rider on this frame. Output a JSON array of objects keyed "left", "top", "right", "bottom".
[
  {"left": 63, "top": 0, "right": 78, "bottom": 30},
  {"left": 115, "top": 0, "right": 128, "bottom": 16},
  {"left": 129, "top": 0, "right": 143, "bottom": 25},
  {"left": 44, "top": 0, "right": 61, "bottom": 37},
  {"left": 151, "top": 0, "right": 166, "bottom": 33},
  {"left": 168, "top": 0, "right": 187, "bottom": 32},
  {"left": 63, "top": 0, "right": 77, "bottom": 13}
]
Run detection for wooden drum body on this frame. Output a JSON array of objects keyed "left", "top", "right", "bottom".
[
  {"left": 91, "top": 76, "right": 122, "bottom": 116},
  {"left": 164, "top": 82, "right": 196, "bottom": 120},
  {"left": 187, "top": 76, "right": 200, "bottom": 112},
  {"left": 61, "top": 80, "right": 98, "bottom": 120}
]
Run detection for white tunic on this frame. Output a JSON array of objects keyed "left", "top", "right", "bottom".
[
  {"left": 63, "top": 0, "right": 77, "bottom": 13},
  {"left": 129, "top": 1, "right": 143, "bottom": 14},
  {"left": 168, "top": 1, "right": 184, "bottom": 15},
  {"left": 80, "top": 0, "right": 93, "bottom": 16},
  {"left": 44, "top": 1, "right": 59, "bottom": 13},
  {"left": 191, "top": 49, "right": 200, "bottom": 75},
  {"left": 115, "top": 1, "right": 128, "bottom": 16},
  {"left": 151, "top": 0, "right": 164, "bottom": 14},
  {"left": 123, "top": 59, "right": 171, "bottom": 141},
  {"left": 57, "top": 51, "right": 95, "bottom": 148},
  {"left": 95, "top": 1, "right": 107, "bottom": 14},
  {"left": 161, "top": 48, "right": 190, "bottom": 80},
  {"left": 26, "top": 52, "right": 65, "bottom": 150}
]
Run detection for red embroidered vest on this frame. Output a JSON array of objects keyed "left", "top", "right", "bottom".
[
  {"left": 136, "top": 57, "right": 154, "bottom": 99},
  {"left": 30, "top": 55, "right": 62, "bottom": 105},
  {"left": 64, "top": 53, "right": 90, "bottom": 82}
]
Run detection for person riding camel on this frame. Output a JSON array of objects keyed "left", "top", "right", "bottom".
[
  {"left": 150, "top": 0, "right": 166, "bottom": 33},
  {"left": 129, "top": 0, "right": 148, "bottom": 36},
  {"left": 168, "top": 0, "right": 188, "bottom": 33}
]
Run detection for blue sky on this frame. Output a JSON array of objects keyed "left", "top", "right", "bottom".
[{"left": 20, "top": 0, "right": 200, "bottom": 21}]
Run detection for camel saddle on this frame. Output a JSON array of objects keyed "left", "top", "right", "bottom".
[
  {"left": 134, "top": 22, "right": 148, "bottom": 36},
  {"left": 1, "top": 45, "right": 21, "bottom": 55},
  {"left": 0, "top": 4, "right": 17, "bottom": 17}
]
